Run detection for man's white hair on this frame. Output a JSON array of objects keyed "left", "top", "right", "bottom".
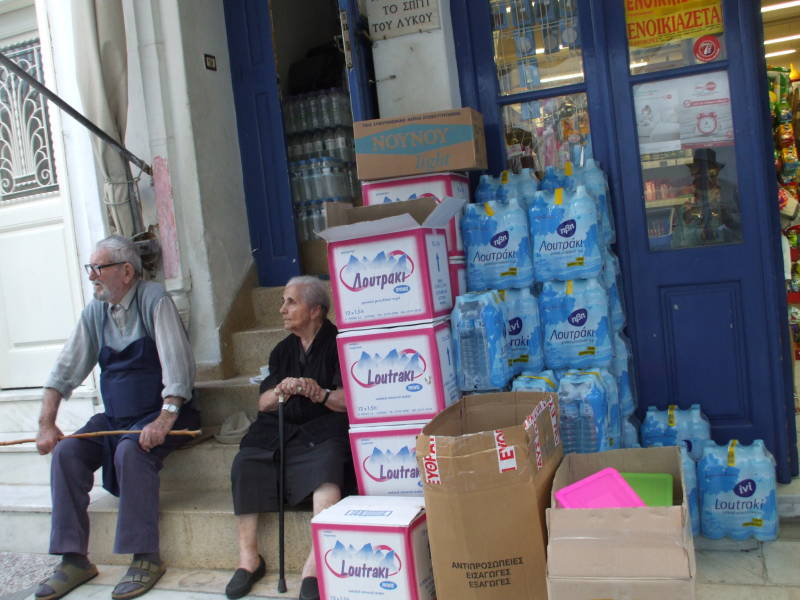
[{"left": 96, "top": 235, "right": 142, "bottom": 276}]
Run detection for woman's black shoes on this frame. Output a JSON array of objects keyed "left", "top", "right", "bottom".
[
  {"left": 298, "top": 576, "right": 320, "bottom": 600},
  {"left": 225, "top": 556, "right": 266, "bottom": 599}
]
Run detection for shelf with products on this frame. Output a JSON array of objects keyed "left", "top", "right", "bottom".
[
  {"left": 640, "top": 149, "right": 696, "bottom": 171},
  {"left": 644, "top": 195, "right": 694, "bottom": 210}
]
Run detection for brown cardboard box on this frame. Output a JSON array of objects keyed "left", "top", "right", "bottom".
[
  {"left": 546, "top": 447, "right": 696, "bottom": 600},
  {"left": 302, "top": 196, "right": 462, "bottom": 276},
  {"left": 416, "top": 392, "right": 562, "bottom": 600},
  {"left": 354, "top": 107, "right": 487, "bottom": 180}
]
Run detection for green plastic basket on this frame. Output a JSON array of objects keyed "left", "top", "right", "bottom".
[{"left": 620, "top": 472, "right": 674, "bottom": 507}]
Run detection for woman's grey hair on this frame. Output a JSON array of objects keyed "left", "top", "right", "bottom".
[
  {"left": 286, "top": 275, "right": 329, "bottom": 318},
  {"left": 96, "top": 235, "right": 142, "bottom": 276}
]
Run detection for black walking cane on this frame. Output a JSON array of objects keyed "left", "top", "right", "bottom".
[{"left": 277, "top": 393, "right": 287, "bottom": 594}]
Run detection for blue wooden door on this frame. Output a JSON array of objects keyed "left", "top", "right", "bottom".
[
  {"left": 224, "top": 0, "right": 300, "bottom": 286},
  {"left": 452, "top": 0, "right": 797, "bottom": 480},
  {"left": 602, "top": 0, "right": 795, "bottom": 482}
]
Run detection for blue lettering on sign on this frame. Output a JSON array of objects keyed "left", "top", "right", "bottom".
[
  {"left": 394, "top": 284, "right": 410, "bottom": 294},
  {"left": 507, "top": 317, "right": 523, "bottom": 336},
  {"left": 568, "top": 308, "right": 588, "bottom": 327},
  {"left": 734, "top": 479, "right": 756, "bottom": 498},
  {"left": 557, "top": 219, "right": 577, "bottom": 238},
  {"left": 406, "top": 383, "right": 423, "bottom": 392},
  {"left": 380, "top": 582, "right": 398, "bottom": 590},
  {"left": 490, "top": 231, "right": 510, "bottom": 249}
]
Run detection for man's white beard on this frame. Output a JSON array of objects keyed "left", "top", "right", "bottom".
[{"left": 94, "top": 284, "right": 111, "bottom": 302}]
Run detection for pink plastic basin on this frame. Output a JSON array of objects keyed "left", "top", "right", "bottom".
[{"left": 555, "top": 467, "right": 646, "bottom": 509}]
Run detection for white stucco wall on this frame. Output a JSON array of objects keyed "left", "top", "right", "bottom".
[
  {"left": 42, "top": 0, "right": 251, "bottom": 371},
  {"left": 370, "top": 0, "right": 461, "bottom": 117}
]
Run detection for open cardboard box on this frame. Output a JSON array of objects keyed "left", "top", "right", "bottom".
[
  {"left": 416, "top": 391, "right": 562, "bottom": 600},
  {"left": 547, "top": 447, "right": 696, "bottom": 600},
  {"left": 301, "top": 196, "right": 462, "bottom": 276},
  {"left": 318, "top": 197, "right": 464, "bottom": 330}
]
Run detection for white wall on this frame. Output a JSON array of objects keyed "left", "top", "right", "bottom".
[
  {"left": 123, "top": 0, "right": 251, "bottom": 371},
  {"left": 371, "top": 0, "right": 461, "bottom": 117}
]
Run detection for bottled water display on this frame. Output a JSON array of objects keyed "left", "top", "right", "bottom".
[
  {"left": 681, "top": 446, "right": 700, "bottom": 536},
  {"left": 451, "top": 291, "right": 510, "bottom": 391},
  {"left": 512, "top": 369, "right": 559, "bottom": 392},
  {"left": 475, "top": 174, "right": 498, "bottom": 204},
  {"left": 612, "top": 332, "right": 635, "bottom": 418},
  {"left": 529, "top": 185, "right": 602, "bottom": 281},
  {"left": 516, "top": 168, "right": 539, "bottom": 209},
  {"left": 461, "top": 198, "right": 534, "bottom": 291},
  {"left": 540, "top": 278, "right": 612, "bottom": 370},
  {"left": 698, "top": 440, "right": 778, "bottom": 541},
  {"left": 581, "top": 158, "right": 615, "bottom": 245},
  {"left": 557, "top": 370, "right": 609, "bottom": 454},
  {"left": 499, "top": 288, "right": 543, "bottom": 375},
  {"left": 622, "top": 414, "right": 641, "bottom": 449},
  {"left": 641, "top": 404, "right": 711, "bottom": 461}
]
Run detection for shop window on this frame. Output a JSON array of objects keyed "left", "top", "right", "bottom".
[
  {"left": 634, "top": 71, "right": 742, "bottom": 250},
  {"left": 502, "top": 92, "right": 590, "bottom": 173},
  {"left": 0, "top": 39, "right": 59, "bottom": 203},
  {"left": 625, "top": 1, "right": 726, "bottom": 75},
  {"left": 490, "top": 0, "right": 583, "bottom": 94}
]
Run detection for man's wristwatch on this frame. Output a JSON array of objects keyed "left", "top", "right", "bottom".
[
  {"left": 162, "top": 403, "right": 180, "bottom": 414},
  {"left": 321, "top": 389, "right": 331, "bottom": 406}
]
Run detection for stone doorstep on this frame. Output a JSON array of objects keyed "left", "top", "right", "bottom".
[
  {"left": 231, "top": 327, "right": 286, "bottom": 377},
  {"left": 0, "top": 486, "right": 313, "bottom": 573}
]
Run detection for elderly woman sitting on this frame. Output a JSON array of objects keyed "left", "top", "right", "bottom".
[{"left": 226, "top": 276, "right": 352, "bottom": 600}]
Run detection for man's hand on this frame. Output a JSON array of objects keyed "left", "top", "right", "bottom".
[
  {"left": 139, "top": 413, "right": 176, "bottom": 452},
  {"left": 36, "top": 423, "right": 63, "bottom": 455}
]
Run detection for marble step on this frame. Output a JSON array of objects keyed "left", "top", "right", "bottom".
[
  {"left": 0, "top": 388, "right": 97, "bottom": 434},
  {"left": 0, "top": 485, "right": 312, "bottom": 572},
  {"left": 194, "top": 376, "right": 258, "bottom": 428},
  {"left": 231, "top": 328, "right": 285, "bottom": 378}
]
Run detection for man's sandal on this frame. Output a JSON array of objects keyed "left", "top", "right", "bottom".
[
  {"left": 35, "top": 562, "right": 99, "bottom": 600},
  {"left": 111, "top": 559, "right": 166, "bottom": 600}
]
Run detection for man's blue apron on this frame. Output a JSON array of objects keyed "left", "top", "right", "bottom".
[{"left": 76, "top": 284, "right": 196, "bottom": 495}]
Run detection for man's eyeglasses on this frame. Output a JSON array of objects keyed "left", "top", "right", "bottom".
[{"left": 84, "top": 262, "right": 126, "bottom": 276}]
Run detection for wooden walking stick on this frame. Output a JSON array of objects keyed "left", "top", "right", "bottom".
[
  {"left": 0, "top": 429, "right": 202, "bottom": 446},
  {"left": 277, "top": 393, "right": 287, "bottom": 594}
]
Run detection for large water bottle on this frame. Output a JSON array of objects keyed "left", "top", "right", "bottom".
[
  {"left": 311, "top": 200, "right": 326, "bottom": 239},
  {"left": 451, "top": 292, "right": 510, "bottom": 391},
  {"left": 698, "top": 439, "right": 778, "bottom": 541},
  {"left": 512, "top": 369, "right": 559, "bottom": 392},
  {"left": 539, "top": 165, "right": 564, "bottom": 191},
  {"left": 612, "top": 331, "right": 636, "bottom": 418},
  {"left": 302, "top": 133, "right": 315, "bottom": 160},
  {"left": 500, "top": 288, "right": 543, "bottom": 375},
  {"left": 582, "top": 158, "right": 615, "bottom": 245},
  {"left": 622, "top": 414, "right": 641, "bottom": 448},
  {"left": 680, "top": 446, "right": 700, "bottom": 536},
  {"left": 517, "top": 167, "right": 539, "bottom": 209},
  {"left": 320, "top": 90, "right": 334, "bottom": 129},
  {"left": 557, "top": 371, "right": 607, "bottom": 453},
  {"left": 641, "top": 404, "right": 711, "bottom": 461},
  {"left": 475, "top": 174, "right": 497, "bottom": 204}
]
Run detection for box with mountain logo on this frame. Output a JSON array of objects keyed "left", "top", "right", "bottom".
[
  {"left": 312, "top": 495, "right": 435, "bottom": 600},
  {"left": 354, "top": 108, "right": 487, "bottom": 180},
  {"left": 338, "top": 319, "right": 458, "bottom": 425},
  {"left": 349, "top": 422, "right": 428, "bottom": 496}
]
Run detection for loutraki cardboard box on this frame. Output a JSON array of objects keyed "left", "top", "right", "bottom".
[
  {"left": 547, "top": 447, "right": 696, "bottom": 600},
  {"left": 415, "top": 391, "right": 562, "bottom": 600},
  {"left": 318, "top": 197, "right": 465, "bottom": 331},
  {"left": 354, "top": 108, "right": 487, "bottom": 181}
]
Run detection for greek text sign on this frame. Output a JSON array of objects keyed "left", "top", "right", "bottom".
[
  {"left": 625, "top": 0, "right": 723, "bottom": 49},
  {"left": 367, "top": 0, "right": 440, "bottom": 40}
]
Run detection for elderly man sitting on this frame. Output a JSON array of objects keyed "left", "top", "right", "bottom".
[
  {"left": 34, "top": 235, "right": 200, "bottom": 600},
  {"left": 226, "top": 276, "right": 353, "bottom": 600}
]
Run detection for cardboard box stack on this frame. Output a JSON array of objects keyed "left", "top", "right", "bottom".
[
  {"left": 318, "top": 196, "right": 464, "bottom": 498},
  {"left": 312, "top": 107, "right": 487, "bottom": 499}
]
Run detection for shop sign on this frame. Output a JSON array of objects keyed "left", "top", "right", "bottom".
[
  {"left": 625, "top": 0, "right": 723, "bottom": 49},
  {"left": 367, "top": 0, "right": 440, "bottom": 40}
]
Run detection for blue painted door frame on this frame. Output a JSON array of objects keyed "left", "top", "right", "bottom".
[
  {"left": 451, "top": 0, "right": 798, "bottom": 481},
  {"left": 223, "top": 0, "right": 375, "bottom": 286}
]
